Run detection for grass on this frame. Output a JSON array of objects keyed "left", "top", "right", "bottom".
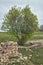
[
  {"left": 33, "top": 32, "right": 43, "bottom": 35},
  {"left": 18, "top": 47, "right": 43, "bottom": 65},
  {"left": 0, "top": 32, "right": 17, "bottom": 43},
  {"left": 30, "top": 35, "right": 43, "bottom": 40},
  {"left": 0, "top": 32, "right": 43, "bottom": 65},
  {"left": 0, "top": 32, "right": 43, "bottom": 43},
  {"left": 29, "top": 32, "right": 43, "bottom": 40},
  {"left": 1, "top": 47, "right": 43, "bottom": 65}
]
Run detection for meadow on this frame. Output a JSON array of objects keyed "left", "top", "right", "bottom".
[
  {"left": 0, "top": 32, "right": 43, "bottom": 43},
  {"left": 0, "top": 32, "right": 43, "bottom": 65},
  {"left": 4, "top": 47, "right": 43, "bottom": 65},
  {"left": 18, "top": 47, "right": 43, "bottom": 65},
  {"left": 0, "top": 32, "right": 17, "bottom": 43}
]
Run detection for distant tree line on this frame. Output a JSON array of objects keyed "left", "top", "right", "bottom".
[{"left": 38, "top": 25, "right": 43, "bottom": 32}]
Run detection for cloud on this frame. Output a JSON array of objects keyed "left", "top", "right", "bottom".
[
  {"left": 29, "top": 0, "right": 43, "bottom": 25},
  {"left": 0, "top": 0, "right": 29, "bottom": 20},
  {"left": 0, "top": 0, "right": 43, "bottom": 29}
]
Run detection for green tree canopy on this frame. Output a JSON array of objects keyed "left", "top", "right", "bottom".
[
  {"left": 39, "top": 25, "right": 43, "bottom": 31},
  {"left": 2, "top": 6, "right": 38, "bottom": 45}
]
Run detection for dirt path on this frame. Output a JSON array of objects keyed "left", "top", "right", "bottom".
[
  {"left": 26, "top": 39, "right": 43, "bottom": 43},
  {"left": 18, "top": 44, "right": 39, "bottom": 49},
  {"left": 18, "top": 40, "right": 43, "bottom": 49}
]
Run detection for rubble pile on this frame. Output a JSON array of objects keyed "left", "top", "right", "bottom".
[{"left": 0, "top": 41, "right": 18, "bottom": 63}]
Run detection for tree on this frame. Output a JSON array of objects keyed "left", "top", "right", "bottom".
[
  {"left": 2, "top": 6, "right": 38, "bottom": 45},
  {"left": 39, "top": 25, "right": 43, "bottom": 31}
]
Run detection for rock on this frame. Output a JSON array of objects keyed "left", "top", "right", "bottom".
[
  {"left": 29, "top": 55, "right": 32, "bottom": 59},
  {"left": 29, "top": 49, "right": 33, "bottom": 52},
  {"left": 29, "top": 55, "right": 32, "bottom": 57},
  {"left": 1, "top": 58, "right": 3, "bottom": 62},
  {"left": 17, "top": 59, "right": 20, "bottom": 62},
  {"left": 23, "top": 56, "right": 27, "bottom": 60},
  {"left": 20, "top": 57, "right": 24, "bottom": 60},
  {"left": 29, "top": 56, "right": 31, "bottom": 59},
  {"left": 0, "top": 41, "right": 18, "bottom": 63},
  {"left": 26, "top": 48, "right": 28, "bottom": 51}
]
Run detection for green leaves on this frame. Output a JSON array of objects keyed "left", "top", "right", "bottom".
[{"left": 2, "top": 6, "right": 38, "bottom": 45}]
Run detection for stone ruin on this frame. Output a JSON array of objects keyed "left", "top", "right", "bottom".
[
  {"left": 0, "top": 41, "right": 18, "bottom": 63},
  {"left": 0, "top": 41, "right": 28, "bottom": 65},
  {"left": 0, "top": 40, "right": 43, "bottom": 64}
]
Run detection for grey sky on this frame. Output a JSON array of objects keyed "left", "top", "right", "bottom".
[{"left": 0, "top": 0, "right": 43, "bottom": 29}]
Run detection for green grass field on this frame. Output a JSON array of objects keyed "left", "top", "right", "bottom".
[
  {"left": 6, "top": 47, "right": 43, "bottom": 65},
  {"left": 18, "top": 47, "right": 43, "bottom": 65},
  {"left": 0, "top": 32, "right": 43, "bottom": 43},
  {"left": 34, "top": 32, "right": 43, "bottom": 35},
  {"left": 0, "top": 32, "right": 43, "bottom": 65},
  {"left": 0, "top": 32, "right": 17, "bottom": 43},
  {"left": 29, "top": 32, "right": 43, "bottom": 40}
]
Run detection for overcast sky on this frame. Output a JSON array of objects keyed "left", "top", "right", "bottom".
[{"left": 0, "top": 0, "right": 43, "bottom": 29}]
